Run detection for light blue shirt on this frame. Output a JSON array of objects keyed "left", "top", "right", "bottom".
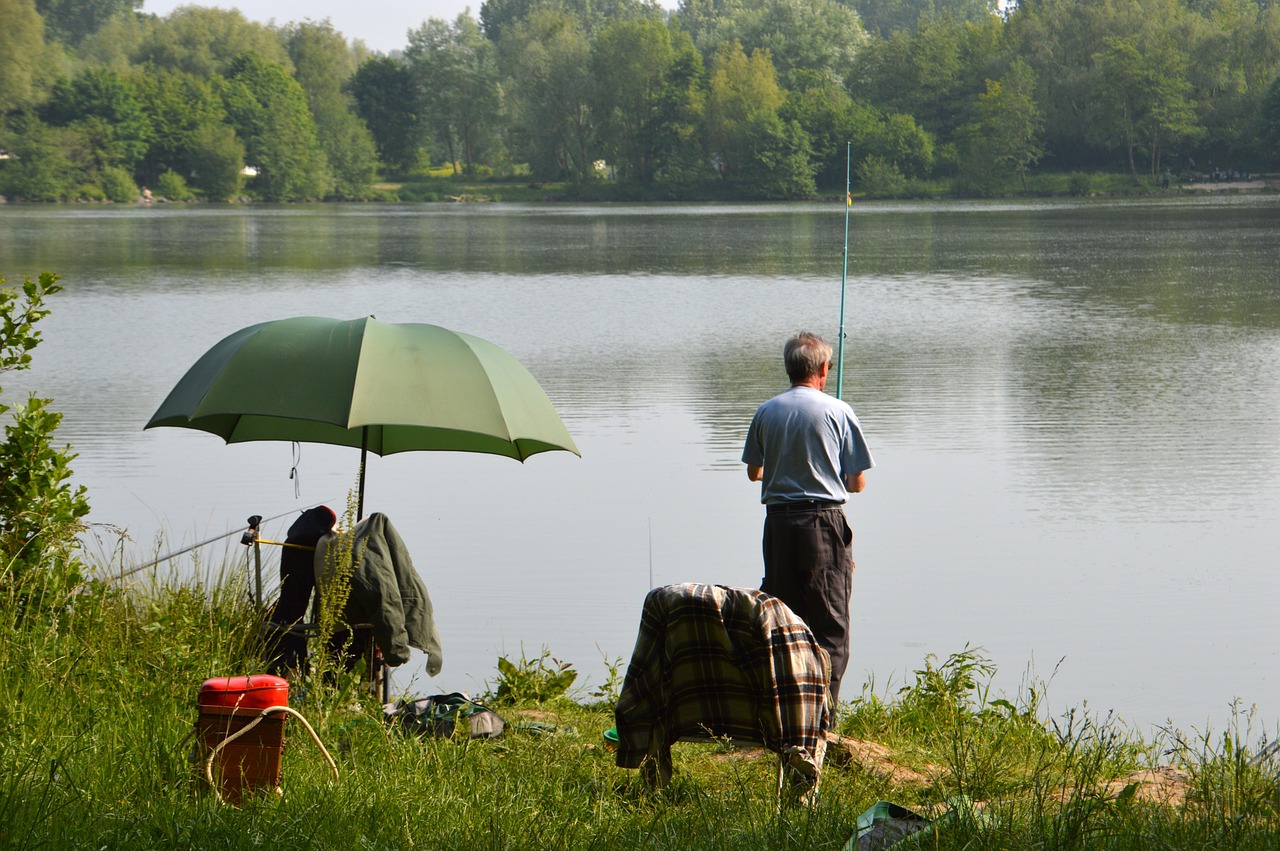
[{"left": 742, "top": 386, "right": 874, "bottom": 504}]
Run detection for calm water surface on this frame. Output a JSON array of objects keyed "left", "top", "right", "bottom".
[{"left": 2, "top": 198, "right": 1277, "bottom": 737}]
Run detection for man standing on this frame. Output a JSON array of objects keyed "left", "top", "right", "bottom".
[{"left": 742, "top": 332, "right": 874, "bottom": 704}]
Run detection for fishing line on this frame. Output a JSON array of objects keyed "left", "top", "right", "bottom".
[
  {"left": 836, "top": 141, "right": 852, "bottom": 400},
  {"left": 102, "top": 500, "right": 334, "bottom": 581}
]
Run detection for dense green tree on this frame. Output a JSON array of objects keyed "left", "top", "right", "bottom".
[
  {"left": 185, "top": 122, "right": 246, "bottom": 200},
  {"left": 850, "top": 14, "right": 1002, "bottom": 140},
  {"left": 704, "top": 41, "right": 783, "bottom": 176},
  {"left": 136, "top": 7, "right": 292, "bottom": 78},
  {"left": 283, "top": 20, "right": 378, "bottom": 197},
  {"left": 34, "top": 0, "right": 139, "bottom": 46},
  {"left": 0, "top": 113, "right": 80, "bottom": 200},
  {"left": 836, "top": 99, "right": 934, "bottom": 177},
  {"left": 749, "top": 118, "right": 817, "bottom": 197},
  {"left": 781, "top": 70, "right": 856, "bottom": 186},
  {"left": 1092, "top": 34, "right": 1202, "bottom": 184},
  {"left": 349, "top": 57, "right": 425, "bottom": 173},
  {"left": 702, "top": 42, "right": 815, "bottom": 196},
  {"left": 133, "top": 68, "right": 244, "bottom": 198},
  {"left": 852, "top": 0, "right": 996, "bottom": 38},
  {"left": 41, "top": 67, "right": 152, "bottom": 173},
  {"left": 219, "top": 53, "right": 330, "bottom": 200},
  {"left": 591, "top": 17, "right": 695, "bottom": 183},
  {"left": 1261, "top": 72, "right": 1280, "bottom": 166},
  {"left": 405, "top": 13, "right": 501, "bottom": 174},
  {"left": 957, "top": 57, "right": 1041, "bottom": 189},
  {"left": 499, "top": 8, "right": 597, "bottom": 182},
  {"left": 481, "top": 0, "right": 661, "bottom": 41},
  {"left": 678, "top": 0, "right": 865, "bottom": 88},
  {"left": 76, "top": 11, "right": 152, "bottom": 71},
  {"left": 651, "top": 34, "right": 711, "bottom": 188},
  {"left": 1184, "top": 0, "right": 1280, "bottom": 165},
  {"left": 0, "top": 0, "right": 50, "bottom": 115}
]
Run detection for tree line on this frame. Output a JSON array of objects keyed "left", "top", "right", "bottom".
[{"left": 2, "top": 0, "right": 1280, "bottom": 201}]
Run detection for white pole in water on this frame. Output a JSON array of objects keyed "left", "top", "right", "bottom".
[{"left": 836, "top": 142, "right": 852, "bottom": 399}]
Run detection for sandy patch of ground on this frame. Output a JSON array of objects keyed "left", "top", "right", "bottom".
[
  {"left": 826, "top": 734, "right": 945, "bottom": 786},
  {"left": 1100, "top": 766, "right": 1192, "bottom": 806}
]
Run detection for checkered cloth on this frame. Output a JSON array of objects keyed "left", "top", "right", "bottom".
[{"left": 614, "top": 583, "right": 830, "bottom": 775}]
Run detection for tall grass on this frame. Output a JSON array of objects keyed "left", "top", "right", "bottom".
[{"left": 0, "top": 557, "right": 1276, "bottom": 849}]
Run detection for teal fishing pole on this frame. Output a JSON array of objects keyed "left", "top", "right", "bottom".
[{"left": 835, "top": 142, "right": 851, "bottom": 399}]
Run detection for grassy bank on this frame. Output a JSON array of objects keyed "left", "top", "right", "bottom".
[
  {"left": 372, "top": 167, "right": 1280, "bottom": 204},
  {"left": 1, "top": 560, "right": 1277, "bottom": 850}
]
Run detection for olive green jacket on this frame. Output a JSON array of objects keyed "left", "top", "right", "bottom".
[{"left": 316, "top": 513, "right": 443, "bottom": 673}]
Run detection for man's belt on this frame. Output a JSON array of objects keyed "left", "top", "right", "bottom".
[{"left": 766, "top": 500, "right": 844, "bottom": 514}]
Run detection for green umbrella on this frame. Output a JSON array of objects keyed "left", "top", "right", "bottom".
[{"left": 146, "top": 316, "right": 580, "bottom": 515}]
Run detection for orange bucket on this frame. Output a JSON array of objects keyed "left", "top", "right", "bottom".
[{"left": 195, "top": 675, "right": 289, "bottom": 804}]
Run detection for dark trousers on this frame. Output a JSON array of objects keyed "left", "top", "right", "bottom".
[{"left": 761, "top": 506, "right": 854, "bottom": 704}]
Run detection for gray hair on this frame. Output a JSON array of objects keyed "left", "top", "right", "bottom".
[{"left": 784, "top": 332, "right": 832, "bottom": 382}]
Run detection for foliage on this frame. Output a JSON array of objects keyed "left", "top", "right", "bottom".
[
  {"left": 857, "top": 153, "right": 907, "bottom": 195},
  {"left": 33, "top": 0, "right": 140, "bottom": 47},
  {"left": 0, "top": 273, "right": 90, "bottom": 620},
  {"left": 958, "top": 58, "right": 1043, "bottom": 191},
  {"left": 1263, "top": 74, "right": 1280, "bottom": 168},
  {"left": 134, "top": 6, "right": 293, "bottom": 78},
  {"left": 349, "top": 56, "right": 425, "bottom": 175},
  {"left": 486, "top": 647, "right": 579, "bottom": 706},
  {"left": 677, "top": 0, "right": 865, "bottom": 89},
  {"left": 1069, "top": 172, "right": 1092, "bottom": 196},
  {"left": 480, "top": 0, "right": 660, "bottom": 42},
  {"left": 406, "top": 13, "right": 502, "bottom": 176},
  {"left": 133, "top": 69, "right": 244, "bottom": 198},
  {"left": 313, "top": 487, "right": 363, "bottom": 666},
  {"left": 852, "top": 0, "right": 998, "bottom": 38},
  {"left": 283, "top": 20, "right": 379, "bottom": 198},
  {"left": 0, "top": 0, "right": 50, "bottom": 115},
  {"left": 8, "top": 0, "right": 1280, "bottom": 197},
  {"left": 0, "top": 113, "right": 80, "bottom": 201},
  {"left": 498, "top": 8, "right": 598, "bottom": 183},
  {"left": 704, "top": 42, "right": 785, "bottom": 177},
  {"left": 98, "top": 163, "right": 137, "bottom": 201},
  {"left": 153, "top": 168, "right": 193, "bottom": 201},
  {"left": 591, "top": 17, "right": 704, "bottom": 185},
  {"left": 40, "top": 67, "right": 152, "bottom": 173},
  {"left": 2, "top": 565, "right": 1278, "bottom": 851},
  {"left": 218, "top": 53, "right": 331, "bottom": 201}
]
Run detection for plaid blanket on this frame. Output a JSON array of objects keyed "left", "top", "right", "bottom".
[{"left": 614, "top": 583, "right": 830, "bottom": 776}]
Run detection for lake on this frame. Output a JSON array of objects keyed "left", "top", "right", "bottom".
[{"left": 2, "top": 197, "right": 1277, "bottom": 739}]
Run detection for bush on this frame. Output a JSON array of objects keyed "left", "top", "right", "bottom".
[
  {"left": 0, "top": 273, "right": 90, "bottom": 620},
  {"left": 74, "top": 182, "right": 106, "bottom": 201},
  {"left": 857, "top": 154, "right": 907, "bottom": 198},
  {"left": 99, "top": 165, "right": 138, "bottom": 202},
  {"left": 154, "top": 169, "right": 194, "bottom": 201},
  {"left": 1069, "top": 173, "right": 1092, "bottom": 196}
]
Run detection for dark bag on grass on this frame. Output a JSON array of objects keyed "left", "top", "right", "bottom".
[{"left": 384, "top": 693, "right": 505, "bottom": 739}]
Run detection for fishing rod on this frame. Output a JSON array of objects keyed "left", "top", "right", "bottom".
[
  {"left": 836, "top": 142, "right": 852, "bottom": 400},
  {"left": 103, "top": 501, "right": 333, "bottom": 582}
]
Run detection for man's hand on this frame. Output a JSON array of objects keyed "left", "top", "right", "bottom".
[{"left": 747, "top": 464, "right": 763, "bottom": 482}]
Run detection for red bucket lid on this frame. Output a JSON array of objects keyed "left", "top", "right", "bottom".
[{"left": 198, "top": 675, "right": 289, "bottom": 711}]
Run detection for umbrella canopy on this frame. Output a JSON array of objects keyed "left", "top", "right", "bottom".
[{"left": 146, "top": 316, "right": 580, "bottom": 511}]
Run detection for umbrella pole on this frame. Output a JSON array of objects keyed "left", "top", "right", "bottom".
[
  {"left": 355, "top": 425, "right": 389, "bottom": 702},
  {"left": 358, "top": 426, "right": 368, "bottom": 519}
]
